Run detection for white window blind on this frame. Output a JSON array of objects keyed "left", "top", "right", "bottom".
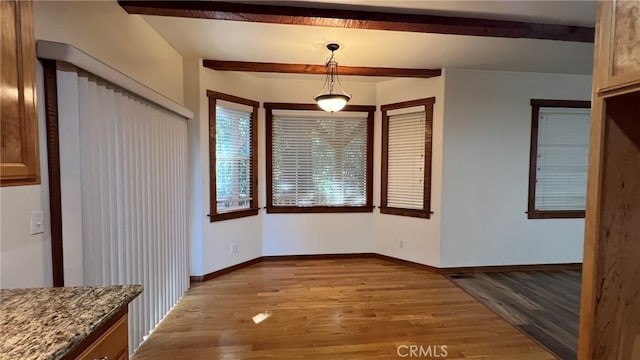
[
  {"left": 56, "top": 66, "right": 189, "bottom": 355},
  {"left": 271, "top": 113, "right": 368, "bottom": 207},
  {"left": 215, "top": 105, "right": 253, "bottom": 212},
  {"left": 387, "top": 110, "right": 427, "bottom": 209},
  {"left": 535, "top": 108, "right": 591, "bottom": 211}
]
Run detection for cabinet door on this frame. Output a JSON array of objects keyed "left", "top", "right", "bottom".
[
  {"left": 595, "top": 0, "right": 640, "bottom": 96},
  {"left": 75, "top": 315, "right": 129, "bottom": 360},
  {"left": 0, "top": 0, "right": 40, "bottom": 186}
]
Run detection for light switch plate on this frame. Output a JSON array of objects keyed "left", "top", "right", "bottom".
[{"left": 30, "top": 210, "right": 44, "bottom": 235}]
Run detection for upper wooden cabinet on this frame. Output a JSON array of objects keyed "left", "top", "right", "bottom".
[
  {"left": 1, "top": 0, "right": 40, "bottom": 187},
  {"left": 579, "top": 1, "right": 640, "bottom": 359},
  {"left": 593, "top": 0, "right": 640, "bottom": 97}
]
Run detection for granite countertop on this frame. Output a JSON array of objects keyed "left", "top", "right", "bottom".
[{"left": 0, "top": 285, "right": 142, "bottom": 360}]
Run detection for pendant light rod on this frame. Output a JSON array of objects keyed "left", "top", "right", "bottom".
[{"left": 315, "top": 43, "right": 351, "bottom": 112}]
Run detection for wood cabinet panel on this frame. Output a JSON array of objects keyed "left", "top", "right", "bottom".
[
  {"left": 612, "top": 1, "right": 640, "bottom": 77},
  {"left": 596, "top": 0, "right": 640, "bottom": 96},
  {"left": 0, "top": 0, "right": 40, "bottom": 186},
  {"left": 589, "top": 93, "right": 640, "bottom": 359},
  {"left": 579, "top": 1, "right": 640, "bottom": 359},
  {"left": 75, "top": 314, "right": 129, "bottom": 360}
]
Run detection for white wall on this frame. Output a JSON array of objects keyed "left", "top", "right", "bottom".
[
  {"left": 0, "top": 63, "right": 52, "bottom": 288},
  {"left": 33, "top": 0, "right": 183, "bottom": 104},
  {"left": 192, "top": 68, "right": 590, "bottom": 270},
  {"left": 261, "top": 77, "right": 378, "bottom": 256},
  {"left": 1, "top": 1, "right": 185, "bottom": 288},
  {"left": 440, "top": 68, "right": 592, "bottom": 267},
  {"left": 373, "top": 77, "right": 445, "bottom": 267},
  {"left": 184, "top": 58, "right": 204, "bottom": 276},
  {"left": 0, "top": 187, "right": 52, "bottom": 288},
  {"left": 193, "top": 67, "right": 265, "bottom": 275}
]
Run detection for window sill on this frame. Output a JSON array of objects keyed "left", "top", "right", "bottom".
[
  {"left": 266, "top": 206, "right": 374, "bottom": 214},
  {"left": 527, "top": 210, "right": 585, "bottom": 219},
  {"left": 209, "top": 208, "right": 259, "bottom": 222},
  {"left": 380, "top": 207, "right": 431, "bottom": 219}
]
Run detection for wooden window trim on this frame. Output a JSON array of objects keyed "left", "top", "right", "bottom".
[
  {"left": 527, "top": 99, "right": 591, "bottom": 219},
  {"left": 41, "top": 59, "right": 64, "bottom": 287},
  {"left": 264, "top": 103, "right": 375, "bottom": 214},
  {"left": 207, "top": 90, "right": 259, "bottom": 222},
  {"left": 380, "top": 97, "right": 435, "bottom": 219}
]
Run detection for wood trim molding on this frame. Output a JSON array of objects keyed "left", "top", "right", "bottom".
[
  {"left": 266, "top": 206, "right": 375, "bottom": 214},
  {"left": 371, "top": 254, "right": 441, "bottom": 273},
  {"left": 263, "top": 253, "right": 376, "bottom": 262},
  {"left": 530, "top": 99, "right": 592, "bottom": 108},
  {"left": 208, "top": 208, "right": 259, "bottom": 222},
  {"left": 264, "top": 103, "right": 375, "bottom": 214},
  {"left": 439, "top": 262, "right": 583, "bottom": 274},
  {"left": 203, "top": 60, "right": 442, "bottom": 78},
  {"left": 264, "top": 103, "right": 375, "bottom": 112},
  {"left": 380, "top": 97, "right": 435, "bottom": 219},
  {"left": 527, "top": 99, "right": 591, "bottom": 220},
  {"left": 119, "top": 1, "right": 595, "bottom": 43},
  {"left": 207, "top": 90, "right": 260, "bottom": 222},
  {"left": 42, "top": 59, "right": 64, "bottom": 287},
  {"left": 190, "top": 257, "right": 263, "bottom": 283},
  {"left": 207, "top": 90, "right": 259, "bottom": 108},
  {"left": 190, "top": 253, "right": 583, "bottom": 283}
]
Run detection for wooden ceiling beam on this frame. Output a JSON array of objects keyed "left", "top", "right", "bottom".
[
  {"left": 203, "top": 60, "right": 442, "bottom": 78},
  {"left": 119, "top": 1, "right": 594, "bottom": 43}
]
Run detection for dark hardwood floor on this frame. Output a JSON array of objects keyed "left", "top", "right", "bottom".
[
  {"left": 132, "top": 258, "right": 555, "bottom": 359},
  {"left": 448, "top": 270, "right": 582, "bottom": 360}
]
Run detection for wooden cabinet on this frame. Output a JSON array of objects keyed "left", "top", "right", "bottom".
[
  {"left": 578, "top": 1, "right": 640, "bottom": 359},
  {"left": 0, "top": 0, "right": 40, "bottom": 186},
  {"left": 593, "top": 0, "right": 640, "bottom": 96},
  {"left": 75, "top": 313, "right": 129, "bottom": 360}
]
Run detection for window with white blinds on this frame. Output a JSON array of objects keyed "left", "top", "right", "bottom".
[
  {"left": 208, "top": 91, "right": 259, "bottom": 221},
  {"left": 266, "top": 105, "right": 374, "bottom": 212},
  {"left": 381, "top": 98, "right": 435, "bottom": 218},
  {"left": 528, "top": 100, "right": 591, "bottom": 219}
]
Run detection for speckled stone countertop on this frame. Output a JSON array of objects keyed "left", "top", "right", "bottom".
[{"left": 0, "top": 285, "right": 142, "bottom": 360}]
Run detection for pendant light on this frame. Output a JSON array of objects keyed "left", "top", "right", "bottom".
[{"left": 314, "top": 43, "right": 351, "bottom": 112}]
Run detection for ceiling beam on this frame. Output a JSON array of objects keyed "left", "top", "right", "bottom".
[
  {"left": 203, "top": 60, "right": 442, "bottom": 78},
  {"left": 119, "top": 1, "right": 594, "bottom": 43}
]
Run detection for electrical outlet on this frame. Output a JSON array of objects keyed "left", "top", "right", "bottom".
[
  {"left": 231, "top": 243, "right": 238, "bottom": 254},
  {"left": 399, "top": 240, "right": 404, "bottom": 249},
  {"left": 30, "top": 210, "right": 44, "bottom": 235}
]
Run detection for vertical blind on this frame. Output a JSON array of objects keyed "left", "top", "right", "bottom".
[
  {"left": 58, "top": 67, "right": 189, "bottom": 354},
  {"left": 535, "top": 107, "right": 591, "bottom": 211},
  {"left": 386, "top": 109, "right": 427, "bottom": 210},
  {"left": 271, "top": 112, "right": 368, "bottom": 207},
  {"left": 215, "top": 104, "right": 253, "bottom": 212}
]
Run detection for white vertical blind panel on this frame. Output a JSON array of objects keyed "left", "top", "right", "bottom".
[
  {"left": 216, "top": 106, "right": 253, "bottom": 212},
  {"left": 73, "top": 70, "right": 189, "bottom": 354},
  {"left": 272, "top": 114, "right": 368, "bottom": 206},
  {"left": 387, "top": 111, "right": 426, "bottom": 209},
  {"left": 535, "top": 108, "right": 590, "bottom": 210}
]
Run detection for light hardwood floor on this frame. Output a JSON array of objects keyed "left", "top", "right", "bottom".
[{"left": 132, "top": 259, "right": 556, "bottom": 359}]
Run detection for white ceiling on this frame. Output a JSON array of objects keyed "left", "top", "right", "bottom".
[{"left": 140, "top": 1, "right": 596, "bottom": 77}]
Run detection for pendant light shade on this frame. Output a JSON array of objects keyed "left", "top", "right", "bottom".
[
  {"left": 315, "top": 93, "right": 350, "bottom": 112},
  {"left": 314, "top": 43, "right": 351, "bottom": 112}
]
